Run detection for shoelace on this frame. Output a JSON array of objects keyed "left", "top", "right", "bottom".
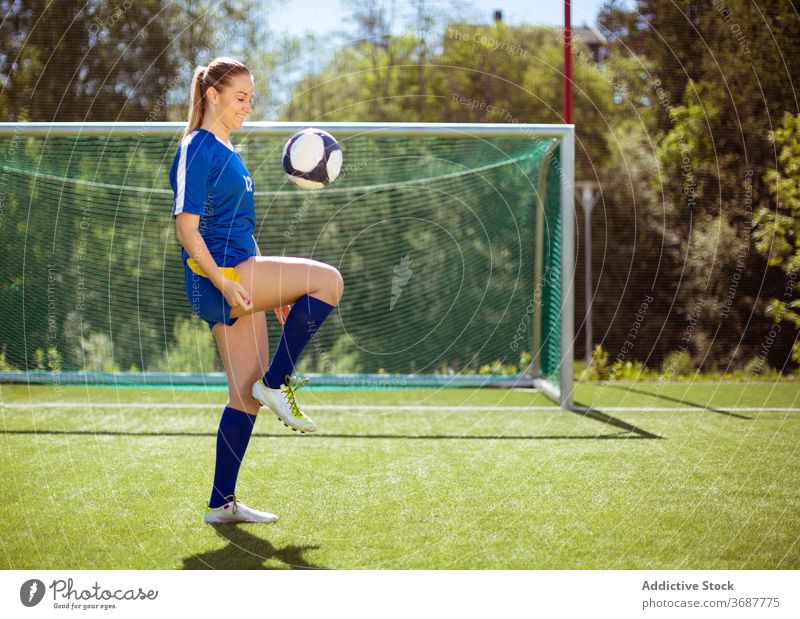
[
  {"left": 280, "top": 374, "right": 309, "bottom": 420},
  {"left": 224, "top": 494, "right": 239, "bottom": 515}
]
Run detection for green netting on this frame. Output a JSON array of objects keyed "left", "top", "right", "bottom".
[
  {"left": 0, "top": 127, "right": 562, "bottom": 385},
  {"left": 541, "top": 148, "right": 563, "bottom": 382}
]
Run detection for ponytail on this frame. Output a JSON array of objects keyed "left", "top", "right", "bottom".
[
  {"left": 182, "top": 57, "right": 251, "bottom": 140},
  {"left": 183, "top": 66, "right": 207, "bottom": 139}
]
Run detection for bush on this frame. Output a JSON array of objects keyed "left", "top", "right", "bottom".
[
  {"left": 296, "top": 333, "right": 365, "bottom": 374},
  {"left": 33, "top": 348, "right": 46, "bottom": 370},
  {"left": 478, "top": 360, "right": 517, "bottom": 375},
  {"left": 153, "top": 316, "right": 219, "bottom": 373},
  {"left": 610, "top": 359, "right": 655, "bottom": 381},
  {"left": 574, "top": 348, "right": 799, "bottom": 382},
  {"left": 80, "top": 333, "right": 119, "bottom": 372},
  {"left": 581, "top": 345, "right": 612, "bottom": 381},
  {"left": 741, "top": 357, "right": 781, "bottom": 379},
  {"left": 0, "top": 350, "right": 17, "bottom": 371},
  {"left": 46, "top": 347, "right": 62, "bottom": 372},
  {"left": 660, "top": 350, "right": 694, "bottom": 378},
  {"left": 475, "top": 351, "right": 536, "bottom": 376},
  {"left": 327, "top": 334, "right": 366, "bottom": 374},
  {"left": 32, "top": 346, "right": 64, "bottom": 371}
]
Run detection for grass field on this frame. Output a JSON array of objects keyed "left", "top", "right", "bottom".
[{"left": 1, "top": 381, "right": 798, "bottom": 569}]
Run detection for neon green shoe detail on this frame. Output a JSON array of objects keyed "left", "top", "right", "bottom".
[
  {"left": 280, "top": 375, "right": 310, "bottom": 422},
  {"left": 251, "top": 374, "right": 317, "bottom": 433}
]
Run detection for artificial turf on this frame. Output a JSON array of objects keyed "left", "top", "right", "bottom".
[{"left": 1, "top": 381, "right": 798, "bottom": 569}]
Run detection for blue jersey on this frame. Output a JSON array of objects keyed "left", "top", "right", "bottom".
[{"left": 169, "top": 127, "right": 257, "bottom": 268}]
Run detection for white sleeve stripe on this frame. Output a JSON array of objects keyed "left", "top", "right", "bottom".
[{"left": 173, "top": 132, "right": 195, "bottom": 215}]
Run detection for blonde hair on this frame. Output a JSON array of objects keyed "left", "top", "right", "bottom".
[{"left": 184, "top": 57, "right": 251, "bottom": 139}]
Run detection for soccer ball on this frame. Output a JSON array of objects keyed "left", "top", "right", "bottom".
[{"left": 282, "top": 128, "right": 343, "bottom": 189}]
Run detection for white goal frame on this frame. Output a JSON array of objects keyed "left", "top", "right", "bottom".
[{"left": 0, "top": 121, "right": 575, "bottom": 408}]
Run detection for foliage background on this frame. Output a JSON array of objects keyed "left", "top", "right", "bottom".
[{"left": 1, "top": 0, "right": 798, "bottom": 376}]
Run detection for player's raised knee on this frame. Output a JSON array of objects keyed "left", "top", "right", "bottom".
[
  {"left": 314, "top": 263, "right": 343, "bottom": 305},
  {"left": 308, "top": 262, "right": 342, "bottom": 306},
  {"left": 328, "top": 265, "right": 344, "bottom": 305}
]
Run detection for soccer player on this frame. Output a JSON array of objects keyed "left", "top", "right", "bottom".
[{"left": 169, "top": 57, "right": 343, "bottom": 524}]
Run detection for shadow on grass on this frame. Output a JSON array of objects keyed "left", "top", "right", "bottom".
[
  {"left": 182, "top": 524, "right": 324, "bottom": 570},
  {"left": 600, "top": 384, "right": 752, "bottom": 419},
  {"left": 569, "top": 402, "right": 661, "bottom": 439},
  {"left": 2, "top": 429, "right": 656, "bottom": 440}
]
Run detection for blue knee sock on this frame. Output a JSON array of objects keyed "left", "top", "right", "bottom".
[
  {"left": 209, "top": 406, "right": 257, "bottom": 509},
  {"left": 264, "top": 294, "right": 335, "bottom": 388}
]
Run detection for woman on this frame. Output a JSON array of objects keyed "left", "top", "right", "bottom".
[{"left": 169, "top": 57, "right": 344, "bottom": 524}]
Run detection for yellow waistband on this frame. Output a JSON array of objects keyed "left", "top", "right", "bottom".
[{"left": 186, "top": 258, "right": 242, "bottom": 283}]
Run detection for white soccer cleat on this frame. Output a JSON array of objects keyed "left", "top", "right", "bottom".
[
  {"left": 204, "top": 496, "right": 278, "bottom": 524},
  {"left": 251, "top": 375, "right": 317, "bottom": 433}
]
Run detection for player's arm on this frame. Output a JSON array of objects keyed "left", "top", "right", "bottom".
[
  {"left": 175, "top": 213, "right": 223, "bottom": 288},
  {"left": 176, "top": 213, "right": 252, "bottom": 310},
  {"left": 173, "top": 139, "right": 251, "bottom": 310}
]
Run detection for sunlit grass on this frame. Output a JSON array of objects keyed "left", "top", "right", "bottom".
[{"left": 1, "top": 382, "right": 797, "bottom": 569}]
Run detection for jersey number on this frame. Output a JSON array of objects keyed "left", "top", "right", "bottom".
[{"left": 243, "top": 175, "right": 253, "bottom": 192}]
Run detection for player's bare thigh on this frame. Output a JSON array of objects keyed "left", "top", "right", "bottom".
[
  {"left": 230, "top": 256, "right": 343, "bottom": 318},
  {"left": 212, "top": 310, "right": 269, "bottom": 414}
]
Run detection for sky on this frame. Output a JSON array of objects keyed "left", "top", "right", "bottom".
[{"left": 267, "top": 0, "right": 613, "bottom": 38}]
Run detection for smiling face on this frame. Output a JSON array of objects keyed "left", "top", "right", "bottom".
[{"left": 205, "top": 71, "right": 254, "bottom": 132}]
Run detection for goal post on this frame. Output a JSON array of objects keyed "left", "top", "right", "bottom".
[{"left": 0, "top": 121, "right": 575, "bottom": 408}]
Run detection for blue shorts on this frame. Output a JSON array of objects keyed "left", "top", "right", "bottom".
[{"left": 184, "top": 262, "right": 239, "bottom": 330}]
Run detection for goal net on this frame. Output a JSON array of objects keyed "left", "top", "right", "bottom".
[{"left": 0, "top": 122, "right": 575, "bottom": 407}]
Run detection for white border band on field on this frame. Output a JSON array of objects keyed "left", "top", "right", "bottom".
[{"left": 1, "top": 402, "right": 797, "bottom": 413}]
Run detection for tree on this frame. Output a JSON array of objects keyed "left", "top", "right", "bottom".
[
  {"left": 0, "top": 0, "right": 178, "bottom": 121},
  {"left": 599, "top": 0, "right": 800, "bottom": 369},
  {"left": 0, "top": 0, "right": 268, "bottom": 122},
  {"left": 754, "top": 113, "right": 800, "bottom": 364},
  {"left": 287, "top": 20, "right": 625, "bottom": 177}
]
